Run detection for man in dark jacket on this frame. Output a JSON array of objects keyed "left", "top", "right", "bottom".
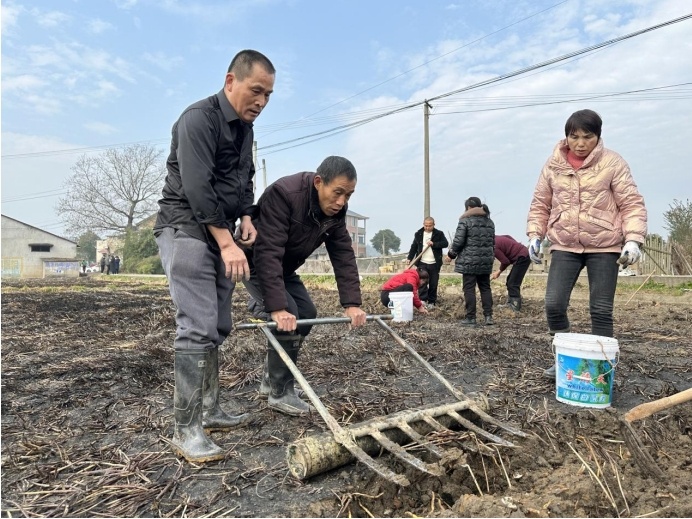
[
  {"left": 407, "top": 217, "right": 448, "bottom": 308},
  {"left": 491, "top": 235, "right": 531, "bottom": 312},
  {"left": 153, "top": 49, "right": 275, "bottom": 463},
  {"left": 243, "top": 156, "right": 367, "bottom": 416}
]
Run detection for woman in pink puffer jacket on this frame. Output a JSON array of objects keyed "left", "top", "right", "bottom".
[{"left": 526, "top": 109, "right": 647, "bottom": 378}]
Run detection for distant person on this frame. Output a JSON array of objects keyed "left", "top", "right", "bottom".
[
  {"left": 527, "top": 109, "right": 647, "bottom": 378},
  {"left": 491, "top": 235, "right": 531, "bottom": 312},
  {"left": 100, "top": 255, "right": 106, "bottom": 274},
  {"left": 380, "top": 268, "right": 429, "bottom": 314},
  {"left": 444, "top": 197, "right": 495, "bottom": 326},
  {"left": 406, "top": 217, "right": 448, "bottom": 309},
  {"left": 114, "top": 255, "right": 121, "bottom": 274},
  {"left": 81, "top": 259, "right": 88, "bottom": 273},
  {"left": 243, "top": 156, "right": 367, "bottom": 417},
  {"left": 154, "top": 49, "right": 275, "bottom": 462},
  {"left": 107, "top": 255, "right": 116, "bottom": 275}
]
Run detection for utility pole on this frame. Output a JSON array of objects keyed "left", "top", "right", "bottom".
[
  {"left": 252, "top": 141, "right": 258, "bottom": 196},
  {"left": 262, "top": 159, "right": 267, "bottom": 190},
  {"left": 423, "top": 100, "right": 432, "bottom": 218}
]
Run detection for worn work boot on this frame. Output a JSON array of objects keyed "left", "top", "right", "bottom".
[
  {"left": 507, "top": 297, "right": 521, "bottom": 312},
  {"left": 202, "top": 347, "right": 250, "bottom": 432},
  {"left": 543, "top": 364, "right": 557, "bottom": 379},
  {"left": 171, "top": 349, "right": 225, "bottom": 463},
  {"left": 459, "top": 317, "right": 477, "bottom": 326},
  {"left": 484, "top": 315, "right": 495, "bottom": 326},
  {"left": 267, "top": 336, "right": 315, "bottom": 417},
  {"left": 543, "top": 327, "right": 571, "bottom": 379},
  {"left": 258, "top": 353, "right": 307, "bottom": 400}
]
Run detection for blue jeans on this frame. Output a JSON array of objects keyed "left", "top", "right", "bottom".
[{"left": 545, "top": 251, "right": 619, "bottom": 337}]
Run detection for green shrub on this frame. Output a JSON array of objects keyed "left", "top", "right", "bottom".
[{"left": 130, "top": 255, "right": 164, "bottom": 275}]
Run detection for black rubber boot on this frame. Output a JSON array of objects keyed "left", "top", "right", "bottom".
[
  {"left": 171, "top": 350, "right": 225, "bottom": 463},
  {"left": 484, "top": 315, "right": 495, "bottom": 325},
  {"left": 202, "top": 347, "right": 250, "bottom": 431},
  {"left": 267, "top": 336, "right": 315, "bottom": 416},
  {"left": 258, "top": 353, "right": 306, "bottom": 400},
  {"left": 507, "top": 297, "right": 521, "bottom": 312},
  {"left": 459, "top": 317, "right": 477, "bottom": 326}
]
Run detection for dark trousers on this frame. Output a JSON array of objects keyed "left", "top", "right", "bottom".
[
  {"left": 462, "top": 273, "right": 493, "bottom": 319},
  {"left": 506, "top": 255, "right": 531, "bottom": 299},
  {"left": 545, "top": 251, "right": 619, "bottom": 337},
  {"left": 155, "top": 227, "right": 234, "bottom": 351},
  {"left": 380, "top": 283, "right": 414, "bottom": 307},
  {"left": 417, "top": 262, "right": 440, "bottom": 304},
  {"left": 243, "top": 272, "right": 317, "bottom": 338}
]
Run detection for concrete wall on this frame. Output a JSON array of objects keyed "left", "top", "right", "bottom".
[{"left": 1, "top": 216, "right": 79, "bottom": 278}]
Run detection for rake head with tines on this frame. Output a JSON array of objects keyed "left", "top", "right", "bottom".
[{"left": 237, "top": 315, "right": 527, "bottom": 486}]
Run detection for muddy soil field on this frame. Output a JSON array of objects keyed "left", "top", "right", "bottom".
[{"left": 1, "top": 276, "right": 691, "bottom": 518}]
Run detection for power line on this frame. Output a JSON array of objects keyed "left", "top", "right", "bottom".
[
  {"left": 431, "top": 83, "right": 692, "bottom": 115},
  {"left": 0, "top": 1, "right": 570, "bottom": 161},
  {"left": 258, "top": 0, "right": 571, "bottom": 136},
  {"left": 255, "top": 13, "right": 692, "bottom": 155},
  {"left": 2, "top": 139, "right": 168, "bottom": 160},
  {"left": 2, "top": 189, "right": 68, "bottom": 203},
  {"left": 429, "top": 13, "right": 692, "bottom": 104},
  {"left": 3, "top": 12, "right": 690, "bottom": 163}
]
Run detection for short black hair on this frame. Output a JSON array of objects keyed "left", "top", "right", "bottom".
[
  {"left": 316, "top": 156, "right": 357, "bottom": 184},
  {"left": 565, "top": 109, "right": 602, "bottom": 139},
  {"left": 417, "top": 268, "right": 430, "bottom": 282},
  {"left": 228, "top": 50, "right": 275, "bottom": 80}
]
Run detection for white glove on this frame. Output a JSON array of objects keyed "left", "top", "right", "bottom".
[
  {"left": 619, "top": 241, "right": 641, "bottom": 266},
  {"left": 528, "top": 238, "right": 542, "bottom": 264}
]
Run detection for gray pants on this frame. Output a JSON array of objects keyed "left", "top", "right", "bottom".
[{"left": 156, "top": 227, "right": 235, "bottom": 351}]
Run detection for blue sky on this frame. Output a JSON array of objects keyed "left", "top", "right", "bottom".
[{"left": 2, "top": 0, "right": 692, "bottom": 251}]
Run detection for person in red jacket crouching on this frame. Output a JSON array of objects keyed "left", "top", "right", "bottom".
[{"left": 380, "top": 268, "right": 429, "bottom": 314}]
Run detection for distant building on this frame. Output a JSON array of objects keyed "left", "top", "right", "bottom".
[
  {"left": 346, "top": 210, "right": 368, "bottom": 258},
  {"left": 308, "top": 209, "right": 369, "bottom": 261},
  {"left": 1, "top": 215, "right": 80, "bottom": 278}
]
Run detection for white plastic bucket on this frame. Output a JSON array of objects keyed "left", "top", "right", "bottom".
[
  {"left": 553, "top": 333, "right": 619, "bottom": 408},
  {"left": 388, "top": 292, "right": 413, "bottom": 322}
]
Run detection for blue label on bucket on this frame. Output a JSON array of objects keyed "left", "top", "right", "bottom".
[{"left": 556, "top": 353, "right": 614, "bottom": 406}]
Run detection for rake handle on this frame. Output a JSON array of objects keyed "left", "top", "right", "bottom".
[
  {"left": 235, "top": 314, "right": 392, "bottom": 330},
  {"left": 623, "top": 387, "right": 692, "bottom": 423},
  {"left": 407, "top": 244, "right": 431, "bottom": 269}
]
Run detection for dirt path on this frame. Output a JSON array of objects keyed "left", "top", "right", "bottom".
[{"left": 1, "top": 277, "right": 691, "bottom": 517}]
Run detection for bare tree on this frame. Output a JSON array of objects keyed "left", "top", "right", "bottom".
[{"left": 57, "top": 144, "right": 166, "bottom": 236}]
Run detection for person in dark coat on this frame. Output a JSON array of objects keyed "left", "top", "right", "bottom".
[
  {"left": 107, "top": 255, "right": 116, "bottom": 275},
  {"left": 492, "top": 235, "right": 531, "bottom": 312},
  {"left": 444, "top": 197, "right": 495, "bottom": 326},
  {"left": 243, "top": 156, "right": 367, "bottom": 416},
  {"left": 406, "top": 217, "right": 448, "bottom": 309},
  {"left": 100, "top": 254, "right": 106, "bottom": 273},
  {"left": 114, "top": 255, "right": 121, "bottom": 274}
]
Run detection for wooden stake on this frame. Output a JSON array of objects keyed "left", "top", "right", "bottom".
[{"left": 624, "top": 269, "right": 656, "bottom": 306}]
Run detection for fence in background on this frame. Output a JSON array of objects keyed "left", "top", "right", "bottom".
[{"left": 641, "top": 235, "right": 673, "bottom": 275}]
